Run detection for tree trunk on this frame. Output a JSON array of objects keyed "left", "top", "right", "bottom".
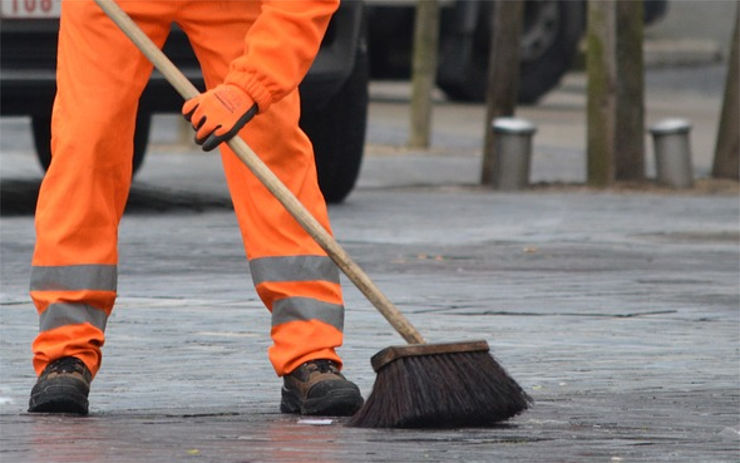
[
  {"left": 480, "top": 0, "right": 524, "bottom": 186},
  {"left": 712, "top": 3, "right": 739, "bottom": 180},
  {"left": 408, "top": 0, "right": 440, "bottom": 149},
  {"left": 586, "top": 0, "right": 617, "bottom": 187},
  {"left": 615, "top": 0, "right": 645, "bottom": 181}
]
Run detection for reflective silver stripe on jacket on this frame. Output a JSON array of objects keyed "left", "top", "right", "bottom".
[
  {"left": 30, "top": 264, "right": 117, "bottom": 292},
  {"left": 272, "top": 297, "right": 344, "bottom": 332},
  {"left": 249, "top": 256, "right": 340, "bottom": 286},
  {"left": 39, "top": 302, "right": 108, "bottom": 332}
]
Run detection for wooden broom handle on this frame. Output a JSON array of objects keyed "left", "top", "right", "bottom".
[{"left": 94, "top": 0, "right": 426, "bottom": 345}]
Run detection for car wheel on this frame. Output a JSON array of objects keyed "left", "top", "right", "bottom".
[
  {"left": 299, "top": 47, "right": 369, "bottom": 204},
  {"left": 436, "top": 0, "right": 584, "bottom": 104},
  {"left": 32, "top": 111, "right": 150, "bottom": 175},
  {"left": 518, "top": 0, "right": 584, "bottom": 104}
]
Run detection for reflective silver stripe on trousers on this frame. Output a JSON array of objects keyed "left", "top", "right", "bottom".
[
  {"left": 249, "top": 256, "right": 340, "bottom": 286},
  {"left": 30, "top": 264, "right": 117, "bottom": 292},
  {"left": 272, "top": 297, "right": 344, "bottom": 332},
  {"left": 39, "top": 302, "right": 108, "bottom": 332}
]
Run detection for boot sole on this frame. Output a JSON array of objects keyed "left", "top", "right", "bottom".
[
  {"left": 281, "top": 386, "right": 363, "bottom": 416},
  {"left": 28, "top": 379, "right": 89, "bottom": 415}
]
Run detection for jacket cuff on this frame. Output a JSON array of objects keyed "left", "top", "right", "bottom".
[{"left": 224, "top": 71, "right": 273, "bottom": 113}]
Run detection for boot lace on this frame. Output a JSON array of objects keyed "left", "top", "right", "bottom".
[
  {"left": 47, "top": 357, "right": 86, "bottom": 374},
  {"left": 305, "top": 359, "right": 340, "bottom": 375}
]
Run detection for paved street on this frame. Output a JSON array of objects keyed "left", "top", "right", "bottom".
[{"left": 2, "top": 56, "right": 739, "bottom": 463}]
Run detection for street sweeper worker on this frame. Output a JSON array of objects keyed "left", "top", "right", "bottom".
[{"left": 28, "top": 0, "right": 364, "bottom": 417}]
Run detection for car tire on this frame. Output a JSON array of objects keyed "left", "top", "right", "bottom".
[
  {"left": 518, "top": 0, "right": 585, "bottom": 104},
  {"left": 299, "top": 47, "right": 368, "bottom": 204},
  {"left": 32, "top": 111, "right": 150, "bottom": 175},
  {"left": 437, "top": 0, "right": 584, "bottom": 104}
]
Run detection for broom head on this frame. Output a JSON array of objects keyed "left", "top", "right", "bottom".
[{"left": 348, "top": 340, "right": 532, "bottom": 428}]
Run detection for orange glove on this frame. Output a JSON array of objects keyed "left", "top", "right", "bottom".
[{"left": 182, "top": 84, "right": 258, "bottom": 151}]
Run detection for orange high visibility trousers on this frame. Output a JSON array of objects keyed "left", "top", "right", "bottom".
[{"left": 31, "top": 0, "right": 344, "bottom": 379}]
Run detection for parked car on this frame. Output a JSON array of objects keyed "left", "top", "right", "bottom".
[
  {"left": 366, "top": 0, "right": 668, "bottom": 103},
  {"left": 0, "top": 0, "right": 368, "bottom": 203}
]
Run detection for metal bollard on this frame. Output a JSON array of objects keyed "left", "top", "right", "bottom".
[
  {"left": 649, "top": 118, "right": 694, "bottom": 188},
  {"left": 492, "top": 117, "right": 537, "bottom": 190}
]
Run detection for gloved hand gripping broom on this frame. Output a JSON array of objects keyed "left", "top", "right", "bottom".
[{"left": 95, "top": 0, "right": 531, "bottom": 428}]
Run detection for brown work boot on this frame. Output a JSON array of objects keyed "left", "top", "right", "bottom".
[
  {"left": 28, "top": 357, "right": 91, "bottom": 415},
  {"left": 281, "top": 359, "right": 364, "bottom": 416}
]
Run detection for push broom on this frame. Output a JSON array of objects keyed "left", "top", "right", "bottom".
[{"left": 95, "top": 0, "right": 531, "bottom": 428}]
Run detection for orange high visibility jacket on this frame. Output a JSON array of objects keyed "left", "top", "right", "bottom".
[{"left": 225, "top": 0, "right": 339, "bottom": 112}]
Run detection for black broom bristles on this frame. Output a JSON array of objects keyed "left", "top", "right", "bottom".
[{"left": 348, "top": 350, "right": 532, "bottom": 428}]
